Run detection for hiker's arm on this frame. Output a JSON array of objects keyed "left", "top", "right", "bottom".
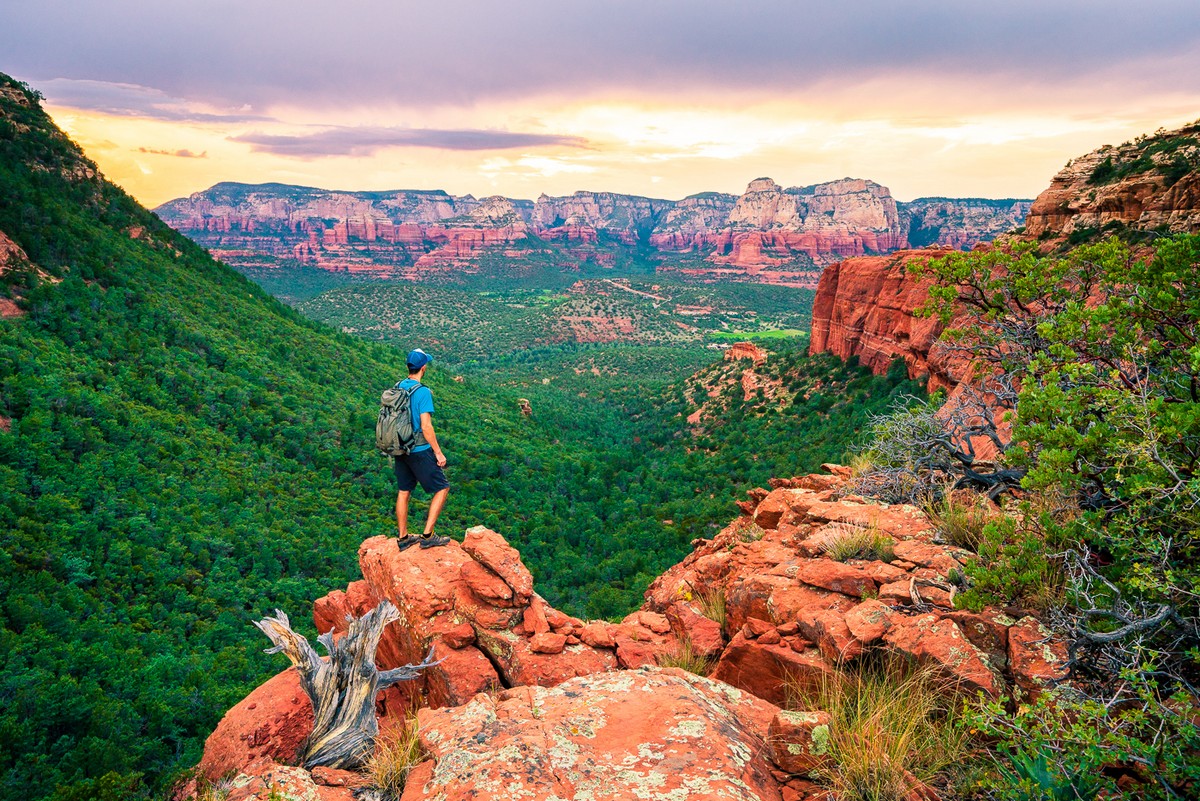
[{"left": 420, "top": 412, "right": 447, "bottom": 467}]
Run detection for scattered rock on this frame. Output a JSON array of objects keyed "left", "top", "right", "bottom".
[{"left": 1008, "top": 616, "right": 1070, "bottom": 694}]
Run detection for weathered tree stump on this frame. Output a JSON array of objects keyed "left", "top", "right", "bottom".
[{"left": 254, "top": 600, "right": 437, "bottom": 769}]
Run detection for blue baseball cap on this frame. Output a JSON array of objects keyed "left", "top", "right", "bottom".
[{"left": 406, "top": 348, "right": 433, "bottom": 370}]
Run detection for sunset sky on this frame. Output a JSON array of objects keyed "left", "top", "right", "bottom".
[{"left": 4, "top": 0, "right": 1200, "bottom": 208}]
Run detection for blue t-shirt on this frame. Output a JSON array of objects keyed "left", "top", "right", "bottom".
[{"left": 396, "top": 378, "right": 434, "bottom": 453}]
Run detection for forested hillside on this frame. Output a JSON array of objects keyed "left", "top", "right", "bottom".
[{"left": 0, "top": 76, "right": 922, "bottom": 799}]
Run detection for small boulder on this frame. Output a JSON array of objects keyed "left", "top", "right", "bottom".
[
  {"left": 767, "top": 709, "right": 832, "bottom": 776},
  {"left": 522, "top": 600, "right": 551, "bottom": 635},
  {"left": 460, "top": 560, "right": 515, "bottom": 605},
  {"left": 844, "top": 599, "right": 894, "bottom": 646},
  {"left": 884, "top": 614, "right": 1003, "bottom": 698},
  {"left": 530, "top": 632, "right": 568, "bottom": 655},
  {"left": 579, "top": 621, "right": 616, "bottom": 649}
]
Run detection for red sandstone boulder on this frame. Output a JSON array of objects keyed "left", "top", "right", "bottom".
[
  {"left": 579, "top": 620, "right": 617, "bottom": 649},
  {"left": 411, "top": 667, "right": 784, "bottom": 801},
  {"left": 531, "top": 632, "right": 568, "bottom": 654},
  {"left": 221, "top": 757, "right": 355, "bottom": 801},
  {"left": 461, "top": 525, "right": 534, "bottom": 603},
  {"left": 844, "top": 599, "right": 896, "bottom": 646},
  {"left": 665, "top": 601, "right": 726, "bottom": 657},
  {"left": 713, "top": 631, "right": 835, "bottom": 707},
  {"left": 884, "top": 614, "right": 1003, "bottom": 698},
  {"left": 197, "top": 667, "right": 312, "bottom": 782},
  {"left": 317, "top": 531, "right": 618, "bottom": 706},
  {"left": 793, "top": 559, "right": 876, "bottom": 597}
]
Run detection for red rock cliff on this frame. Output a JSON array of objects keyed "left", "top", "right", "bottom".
[{"left": 808, "top": 247, "right": 966, "bottom": 391}]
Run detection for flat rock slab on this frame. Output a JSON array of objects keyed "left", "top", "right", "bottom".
[{"left": 408, "top": 667, "right": 783, "bottom": 801}]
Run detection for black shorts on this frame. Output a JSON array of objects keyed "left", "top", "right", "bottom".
[{"left": 393, "top": 449, "right": 450, "bottom": 494}]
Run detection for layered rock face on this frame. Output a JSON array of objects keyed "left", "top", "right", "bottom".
[
  {"left": 195, "top": 468, "right": 1067, "bottom": 800},
  {"left": 808, "top": 120, "right": 1200, "bottom": 394},
  {"left": 1025, "top": 121, "right": 1200, "bottom": 244},
  {"left": 534, "top": 190, "right": 673, "bottom": 245},
  {"left": 902, "top": 197, "right": 1031, "bottom": 249},
  {"left": 156, "top": 178, "right": 1026, "bottom": 280}
]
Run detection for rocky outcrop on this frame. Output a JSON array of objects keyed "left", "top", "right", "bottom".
[
  {"left": 407, "top": 667, "right": 783, "bottom": 801},
  {"left": 639, "top": 470, "right": 1057, "bottom": 705},
  {"left": 534, "top": 191, "right": 673, "bottom": 245},
  {"left": 808, "top": 247, "right": 966, "bottom": 391},
  {"left": 192, "top": 468, "right": 1069, "bottom": 800},
  {"left": 647, "top": 191, "right": 738, "bottom": 250},
  {"left": 724, "top": 341, "right": 767, "bottom": 366},
  {"left": 1025, "top": 121, "right": 1200, "bottom": 245}
]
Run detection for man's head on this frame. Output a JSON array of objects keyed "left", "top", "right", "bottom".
[{"left": 407, "top": 348, "right": 433, "bottom": 376}]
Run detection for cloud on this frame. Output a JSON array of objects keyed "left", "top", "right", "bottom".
[
  {"left": 137, "top": 147, "right": 208, "bottom": 158},
  {"left": 6, "top": 1, "right": 1198, "bottom": 111},
  {"left": 228, "top": 126, "right": 588, "bottom": 157},
  {"left": 34, "top": 78, "right": 272, "bottom": 123}
]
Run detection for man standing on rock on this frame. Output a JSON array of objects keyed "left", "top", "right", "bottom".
[{"left": 393, "top": 348, "right": 451, "bottom": 549}]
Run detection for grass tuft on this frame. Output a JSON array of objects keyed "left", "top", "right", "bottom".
[
  {"left": 787, "top": 656, "right": 971, "bottom": 801},
  {"left": 822, "top": 523, "right": 895, "bottom": 563},
  {"left": 694, "top": 584, "right": 727, "bottom": 629},
  {"left": 924, "top": 492, "right": 992, "bottom": 552},
  {"left": 847, "top": 452, "right": 877, "bottom": 478},
  {"left": 657, "top": 637, "right": 714, "bottom": 676},
  {"left": 365, "top": 716, "right": 424, "bottom": 801}
]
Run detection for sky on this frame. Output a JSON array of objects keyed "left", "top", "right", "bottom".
[{"left": 3, "top": 0, "right": 1200, "bottom": 208}]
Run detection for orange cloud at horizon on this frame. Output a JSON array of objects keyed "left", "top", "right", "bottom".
[{"left": 47, "top": 86, "right": 1200, "bottom": 209}]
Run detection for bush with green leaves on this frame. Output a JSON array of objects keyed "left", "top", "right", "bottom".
[
  {"left": 964, "top": 682, "right": 1200, "bottom": 800},
  {"left": 914, "top": 235, "right": 1200, "bottom": 678}
]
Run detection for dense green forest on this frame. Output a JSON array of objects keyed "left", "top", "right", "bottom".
[
  {"left": 294, "top": 278, "right": 814, "bottom": 361},
  {"left": 0, "top": 76, "right": 922, "bottom": 800}
]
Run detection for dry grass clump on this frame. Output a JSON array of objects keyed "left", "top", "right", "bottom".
[
  {"left": 847, "top": 452, "right": 877, "bottom": 478},
  {"left": 924, "top": 492, "right": 993, "bottom": 551},
  {"left": 695, "top": 585, "right": 727, "bottom": 629},
  {"left": 191, "top": 779, "right": 232, "bottom": 801},
  {"left": 821, "top": 523, "right": 895, "bottom": 563},
  {"left": 657, "top": 637, "right": 714, "bottom": 676},
  {"left": 788, "top": 656, "right": 970, "bottom": 801},
  {"left": 365, "top": 716, "right": 424, "bottom": 801}
]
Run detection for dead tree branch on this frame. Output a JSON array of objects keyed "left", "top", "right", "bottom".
[{"left": 254, "top": 601, "right": 439, "bottom": 769}]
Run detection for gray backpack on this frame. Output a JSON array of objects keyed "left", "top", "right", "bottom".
[{"left": 376, "top": 383, "right": 426, "bottom": 456}]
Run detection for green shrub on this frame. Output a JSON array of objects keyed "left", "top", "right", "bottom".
[
  {"left": 957, "top": 515, "right": 1064, "bottom": 612},
  {"left": 964, "top": 683, "right": 1200, "bottom": 800}
]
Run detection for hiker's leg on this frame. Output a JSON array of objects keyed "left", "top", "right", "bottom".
[
  {"left": 423, "top": 487, "right": 449, "bottom": 535},
  {"left": 396, "top": 490, "right": 412, "bottom": 538}
]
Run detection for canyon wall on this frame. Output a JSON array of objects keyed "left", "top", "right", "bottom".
[{"left": 156, "top": 177, "right": 1029, "bottom": 280}]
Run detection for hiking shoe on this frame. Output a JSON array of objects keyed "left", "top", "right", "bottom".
[
  {"left": 419, "top": 533, "right": 451, "bottom": 549},
  {"left": 396, "top": 536, "right": 420, "bottom": 551}
]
